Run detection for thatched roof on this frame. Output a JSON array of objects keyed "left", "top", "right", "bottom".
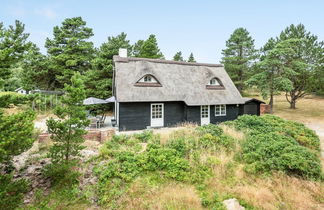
[{"left": 114, "top": 56, "right": 245, "bottom": 106}]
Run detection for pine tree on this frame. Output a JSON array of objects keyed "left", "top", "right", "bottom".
[
  {"left": 247, "top": 38, "right": 294, "bottom": 113},
  {"left": 221, "top": 28, "right": 257, "bottom": 93},
  {"left": 20, "top": 44, "right": 53, "bottom": 90},
  {"left": 47, "top": 72, "right": 89, "bottom": 164},
  {"left": 132, "top": 40, "right": 144, "bottom": 57},
  {"left": 0, "top": 110, "right": 35, "bottom": 164},
  {"left": 45, "top": 17, "right": 94, "bottom": 88},
  {"left": 278, "top": 24, "right": 324, "bottom": 109},
  {"left": 173, "top": 51, "right": 184, "bottom": 61},
  {"left": 0, "top": 20, "right": 31, "bottom": 89},
  {"left": 133, "top": 34, "right": 164, "bottom": 59},
  {"left": 86, "top": 32, "right": 132, "bottom": 100},
  {"left": 188, "top": 52, "right": 196, "bottom": 62}
]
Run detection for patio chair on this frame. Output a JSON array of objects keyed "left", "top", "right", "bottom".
[
  {"left": 97, "top": 114, "right": 106, "bottom": 128},
  {"left": 89, "top": 117, "right": 98, "bottom": 128}
]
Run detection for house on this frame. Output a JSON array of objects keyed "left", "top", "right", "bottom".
[
  {"left": 15, "top": 87, "right": 29, "bottom": 95},
  {"left": 113, "top": 49, "right": 261, "bottom": 131}
]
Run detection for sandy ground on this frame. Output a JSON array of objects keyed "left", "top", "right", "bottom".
[
  {"left": 267, "top": 94, "right": 324, "bottom": 158},
  {"left": 305, "top": 122, "right": 324, "bottom": 157}
]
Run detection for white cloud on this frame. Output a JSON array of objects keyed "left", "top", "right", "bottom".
[{"left": 34, "top": 8, "right": 57, "bottom": 19}]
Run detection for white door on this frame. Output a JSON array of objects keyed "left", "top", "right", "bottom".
[
  {"left": 151, "top": 103, "right": 164, "bottom": 127},
  {"left": 201, "top": 105, "right": 210, "bottom": 125}
]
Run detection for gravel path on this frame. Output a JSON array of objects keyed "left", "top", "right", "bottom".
[{"left": 306, "top": 122, "right": 324, "bottom": 158}]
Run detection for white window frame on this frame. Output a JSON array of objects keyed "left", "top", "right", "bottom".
[{"left": 215, "top": 105, "right": 226, "bottom": 116}]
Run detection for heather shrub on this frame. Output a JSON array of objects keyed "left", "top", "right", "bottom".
[
  {"left": 197, "top": 124, "right": 235, "bottom": 150},
  {"left": 242, "top": 132, "right": 322, "bottom": 180},
  {"left": 229, "top": 115, "right": 322, "bottom": 180},
  {"left": 197, "top": 124, "right": 223, "bottom": 136},
  {"left": 229, "top": 114, "right": 320, "bottom": 150}
]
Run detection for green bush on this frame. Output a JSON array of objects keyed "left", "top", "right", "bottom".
[
  {"left": 196, "top": 124, "right": 235, "bottom": 150},
  {"left": 242, "top": 132, "right": 322, "bottom": 180},
  {"left": 0, "top": 93, "right": 28, "bottom": 108},
  {"left": 43, "top": 162, "right": 81, "bottom": 187},
  {"left": 166, "top": 137, "right": 192, "bottom": 156},
  {"left": 96, "top": 131, "right": 198, "bottom": 206},
  {"left": 230, "top": 114, "right": 320, "bottom": 150},
  {"left": 197, "top": 124, "right": 223, "bottom": 136},
  {"left": 228, "top": 115, "right": 322, "bottom": 180},
  {"left": 133, "top": 130, "right": 154, "bottom": 142},
  {"left": 0, "top": 174, "right": 28, "bottom": 210},
  {"left": 0, "top": 110, "right": 36, "bottom": 164}
]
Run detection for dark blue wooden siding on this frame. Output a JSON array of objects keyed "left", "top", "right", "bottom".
[
  {"left": 164, "top": 101, "right": 186, "bottom": 127},
  {"left": 118, "top": 102, "right": 240, "bottom": 130},
  {"left": 118, "top": 102, "right": 151, "bottom": 131},
  {"left": 119, "top": 101, "right": 186, "bottom": 131},
  {"left": 210, "top": 105, "right": 239, "bottom": 124},
  {"left": 186, "top": 106, "right": 201, "bottom": 125}
]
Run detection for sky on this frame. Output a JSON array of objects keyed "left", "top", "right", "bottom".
[{"left": 1, "top": 0, "right": 323, "bottom": 63}]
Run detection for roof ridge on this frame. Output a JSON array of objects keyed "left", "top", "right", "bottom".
[{"left": 113, "top": 56, "right": 223, "bottom": 67}]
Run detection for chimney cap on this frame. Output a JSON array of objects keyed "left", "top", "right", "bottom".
[{"left": 119, "top": 48, "right": 127, "bottom": 58}]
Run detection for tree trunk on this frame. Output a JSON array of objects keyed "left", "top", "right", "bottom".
[
  {"left": 269, "top": 93, "right": 274, "bottom": 113},
  {"left": 289, "top": 99, "right": 296, "bottom": 109}
]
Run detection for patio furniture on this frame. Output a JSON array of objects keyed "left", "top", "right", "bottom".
[
  {"left": 97, "top": 114, "right": 106, "bottom": 128},
  {"left": 89, "top": 117, "right": 99, "bottom": 128}
]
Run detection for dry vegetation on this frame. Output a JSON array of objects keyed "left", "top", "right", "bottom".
[{"left": 133, "top": 125, "right": 324, "bottom": 210}]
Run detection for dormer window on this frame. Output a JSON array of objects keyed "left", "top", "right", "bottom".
[
  {"left": 135, "top": 74, "right": 162, "bottom": 87},
  {"left": 206, "top": 77, "right": 225, "bottom": 89},
  {"left": 210, "top": 78, "right": 220, "bottom": 86},
  {"left": 143, "top": 75, "right": 154, "bottom": 83}
]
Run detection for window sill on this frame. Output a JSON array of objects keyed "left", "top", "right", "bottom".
[
  {"left": 134, "top": 82, "right": 162, "bottom": 87},
  {"left": 206, "top": 85, "right": 225, "bottom": 90}
]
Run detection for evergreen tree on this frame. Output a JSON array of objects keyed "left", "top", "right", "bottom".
[
  {"left": 278, "top": 24, "right": 323, "bottom": 109},
  {"left": 132, "top": 39, "right": 144, "bottom": 57},
  {"left": 188, "top": 52, "right": 196, "bottom": 62},
  {"left": 47, "top": 72, "right": 89, "bottom": 164},
  {"left": 247, "top": 38, "right": 294, "bottom": 113},
  {"left": 133, "top": 34, "right": 164, "bottom": 59},
  {"left": 0, "top": 110, "right": 35, "bottom": 165},
  {"left": 45, "top": 17, "right": 94, "bottom": 88},
  {"left": 314, "top": 53, "right": 324, "bottom": 95},
  {"left": 221, "top": 28, "right": 257, "bottom": 93},
  {"left": 0, "top": 20, "right": 31, "bottom": 89},
  {"left": 173, "top": 51, "right": 184, "bottom": 61},
  {"left": 86, "top": 32, "right": 132, "bottom": 100},
  {"left": 20, "top": 44, "right": 53, "bottom": 90}
]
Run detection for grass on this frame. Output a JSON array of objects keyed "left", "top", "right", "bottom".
[
  {"left": 252, "top": 93, "right": 324, "bottom": 124},
  {"left": 92, "top": 125, "right": 323, "bottom": 209},
  {"left": 20, "top": 91, "right": 324, "bottom": 209}
]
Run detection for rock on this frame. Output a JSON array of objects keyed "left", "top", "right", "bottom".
[
  {"left": 12, "top": 142, "right": 40, "bottom": 171},
  {"left": 80, "top": 149, "right": 99, "bottom": 161},
  {"left": 26, "top": 165, "right": 42, "bottom": 175},
  {"left": 223, "top": 198, "right": 245, "bottom": 210},
  {"left": 40, "top": 158, "right": 50, "bottom": 165}
]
